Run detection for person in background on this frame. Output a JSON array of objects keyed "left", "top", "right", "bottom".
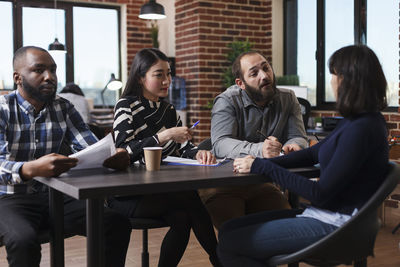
[
  {"left": 0, "top": 46, "right": 131, "bottom": 267},
  {"left": 201, "top": 51, "right": 308, "bottom": 229},
  {"left": 59, "top": 82, "right": 91, "bottom": 123},
  {"left": 109, "top": 48, "right": 221, "bottom": 267},
  {"left": 217, "top": 45, "right": 389, "bottom": 266}
]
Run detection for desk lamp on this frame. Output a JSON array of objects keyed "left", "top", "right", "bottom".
[{"left": 101, "top": 73, "right": 122, "bottom": 108}]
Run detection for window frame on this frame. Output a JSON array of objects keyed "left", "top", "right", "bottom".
[
  {"left": 9, "top": 0, "right": 121, "bottom": 96},
  {"left": 285, "top": 0, "right": 398, "bottom": 111}
]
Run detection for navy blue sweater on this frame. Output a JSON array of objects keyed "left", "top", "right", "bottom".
[{"left": 251, "top": 112, "right": 389, "bottom": 215}]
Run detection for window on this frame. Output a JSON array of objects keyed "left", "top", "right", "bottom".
[
  {"left": 0, "top": 1, "right": 13, "bottom": 90},
  {"left": 0, "top": 1, "right": 121, "bottom": 107},
  {"left": 22, "top": 7, "right": 66, "bottom": 89},
  {"left": 297, "top": 0, "right": 317, "bottom": 105},
  {"left": 73, "top": 7, "right": 120, "bottom": 106},
  {"left": 285, "top": 0, "right": 399, "bottom": 109},
  {"left": 367, "top": 0, "right": 399, "bottom": 107}
]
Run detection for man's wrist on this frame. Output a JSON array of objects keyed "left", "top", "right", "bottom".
[{"left": 19, "top": 162, "right": 34, "bottom": 181}]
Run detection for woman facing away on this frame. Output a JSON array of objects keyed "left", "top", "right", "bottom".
[
  {"left": 217, "top": 44, "right": 389, "bottom": 266},
  {"left": 58, "top": 83, "right": 91, "bottom": 123},
  {"left": 108, "top": 48, "right": 221, "bottom": 267}
]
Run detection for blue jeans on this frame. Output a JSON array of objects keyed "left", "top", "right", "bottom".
[{"left": 217, "top": 209, "right": 338, "bottom": 267}]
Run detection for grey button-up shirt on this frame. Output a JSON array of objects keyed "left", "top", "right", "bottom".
[{"left": 211, "top": 85, "right": 308, "bottom": 159}]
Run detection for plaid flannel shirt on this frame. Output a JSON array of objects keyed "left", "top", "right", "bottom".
[{"left": 0, "top": 90, "right": 98, "bottom": 195}]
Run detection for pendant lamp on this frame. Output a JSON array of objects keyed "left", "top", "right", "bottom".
[
  {"left": 139, "top": 0, "right": 166, "bottom": 20},
  {"left": 48, "top": 0, "right": 66, "bottom": 53}
]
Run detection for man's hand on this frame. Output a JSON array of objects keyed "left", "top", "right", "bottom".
[
  {"left": 282, "top": 143, "right": 302, "bottom": 155},
  {"left": 262, "top": 136, "right": 282, "bottom": 158},
  {"left": 21, "top": 153, "right": 78, "bottom": 180},
  {"left": 195, "top": 150, "right": 216, "bottom": 165},
  {"left": 103, "top": 148, "right": 130, "bottom": 170}
]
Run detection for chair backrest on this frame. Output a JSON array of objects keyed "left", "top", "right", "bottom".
[
  {"left": 297, "top": 97, "right": 311, "bottom": 130},
  {"left": 267, "top": 161, "right": 400, "bottom": 266}
]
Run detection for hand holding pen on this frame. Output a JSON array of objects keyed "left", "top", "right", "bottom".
[
  {"left": 191, "top": 120, "right": 200, "bottom": 129},
  {"left": 257, "top": 130, "right": 284, "bottom": 158}
]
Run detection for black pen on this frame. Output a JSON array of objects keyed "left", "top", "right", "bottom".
[{"left": 257, "top": 130, "right": 285, "bottom": 155}]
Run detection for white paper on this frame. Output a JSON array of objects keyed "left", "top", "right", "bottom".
[
  {"left": 69, "top": 133, "right": 116, "bottom": 170},
  {"left": 163, "top": 156, "right": 226, "bottom": 166}
]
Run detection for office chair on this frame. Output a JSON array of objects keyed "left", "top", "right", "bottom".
[
  {"left": 130, "top": 218, "right": 169, "bottom": 267},
  {"left": 265, "top": 161, "right": 400, "bottom": 267},
  {"left": 297, "top": 97, "right": 311, "bottom": 130}
]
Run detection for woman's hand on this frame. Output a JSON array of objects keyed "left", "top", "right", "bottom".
[
  {"left": 233, "top": 155, "right": 255, "bottom": 173},
  {"left": 103, "top": 148, "right": 130, "bottom": 170},
  {"left": 196, "top": 150, "right": 216, "bottom": 165},
  {"left": 157, "top": 127, "right": 193, "bottom": 144}
]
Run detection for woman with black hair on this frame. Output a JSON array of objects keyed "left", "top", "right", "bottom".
[
  {"left": 108, "top": 48, "right": 221, "bottom": 267},
  {"left": 217, "top": 45, "right": 389, "bottom": 266}
]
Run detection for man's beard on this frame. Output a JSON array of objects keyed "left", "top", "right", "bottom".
[
  {"left": 244, "top": 79, "right": 276, "bottom": 104},
  {"left": 22, "top": 79, "right": 56, "bottom": 103}
]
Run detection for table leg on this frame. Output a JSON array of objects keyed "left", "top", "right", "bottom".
[
  {"left": 49, "top": 188, "right": 65, "bottom": 267},
  {"left": 86, "top": 198, "right": 105, "bottom": 267}
]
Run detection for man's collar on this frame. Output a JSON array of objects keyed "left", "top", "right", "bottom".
[{"left": 16, "top": 90, "right": 35, "bottom": 114}]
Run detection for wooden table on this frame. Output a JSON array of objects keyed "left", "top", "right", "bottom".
[{"left": 35, "top": 162, "right": 319, "bottom": 267}]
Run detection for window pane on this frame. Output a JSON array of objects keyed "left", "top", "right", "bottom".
[
  {"left": 0, "top": 2, "right": 14, "bottom": 90},
  {"left": 297, "top": 0, "right": 317, "bottom": 106},
  {"left": 73, "top": 7, "right": 120, "bottom": 107},
  {"left": 325, "top": 0, "right": 354, "bottom": 102},
  {"left": 22, "top": 7, "right": 66, "bottom": 90},
  {"left": 367, "top": 0, "right": 399, "bottom": 107}
]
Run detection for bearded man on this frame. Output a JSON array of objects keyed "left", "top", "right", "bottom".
[{"left": 200, "top": 51, "right": 308, "bottom": 229}]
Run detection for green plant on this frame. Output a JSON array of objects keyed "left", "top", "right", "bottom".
[
  {"left": 150, "top": 22, "right": 159, "bottom": 48},
  {"left": 275, "top": 74, "right": 300, "bottom": 86},
  {"left": 222, "top": 39, "right": 253, "bottom": 88}
]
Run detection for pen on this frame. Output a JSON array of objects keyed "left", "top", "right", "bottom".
[
  {"left": 191, "top": 120, "right": 200, "bottom": 129},
  {"left": 257, "top": 130, "right": 285, "bottom": 155}
]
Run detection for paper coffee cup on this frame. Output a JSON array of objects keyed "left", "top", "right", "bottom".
[{"left": 143, "top": 147, "right": 163, "bottom": 171}]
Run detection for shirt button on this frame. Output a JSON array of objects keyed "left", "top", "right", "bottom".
[{"left": 35, "top": 139, "right": 39, "bottom": 143}]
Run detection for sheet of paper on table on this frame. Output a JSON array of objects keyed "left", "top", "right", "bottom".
[
  {"left": 69, "top": 133, "right": 116, "bottom": 170},
  {"left": 163, "top": 156, "right": 227, "bottom": 167}
]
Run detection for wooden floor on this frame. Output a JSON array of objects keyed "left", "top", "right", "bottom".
[{"left": 1, "top": 188, "right": 400, "bottom": 267}]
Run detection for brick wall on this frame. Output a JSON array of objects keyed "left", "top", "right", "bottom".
[{"left": 175, "top": 0, "right": 273, "bottom": 144}]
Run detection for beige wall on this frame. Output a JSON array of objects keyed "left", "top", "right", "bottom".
[
  {"left": 272, "top": 0, "right": 284, "bottom": 76},
  {"left": 158, "top": 0, "right": 176, "bottom": 57}
]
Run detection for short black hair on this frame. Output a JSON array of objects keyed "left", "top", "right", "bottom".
[
  {"left": 328, "top": 45, "right": 387, "bottom": 117},
  {"left": 13, "top": 46, "right": 48, "bottom": 70}
]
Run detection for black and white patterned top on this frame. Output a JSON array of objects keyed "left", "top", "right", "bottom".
[{"left": 113, "top": 96, "right": 197, "bottom": 163}]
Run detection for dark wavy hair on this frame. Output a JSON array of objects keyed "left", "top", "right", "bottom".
[
  {"left": 121, "top": 48, "right": 169, "bottom": 98},
  {"left": 60, "top": 83, "right": 85, "bottom": 96},
  {"left": 328, "top": 45, "right": 387, "bottom": 117}
]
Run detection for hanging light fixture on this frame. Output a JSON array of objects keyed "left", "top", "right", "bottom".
[
  {"left": 48, "top": 0, "right": 66, "bottom": 53},
  {"left": 139, "top": 0, "right": 166, "bottom": 20}
]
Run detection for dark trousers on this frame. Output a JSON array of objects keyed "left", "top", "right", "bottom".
[
  {"left": 0, "top": 191, "right": 131, "bottom": 267},
  {"left": 108, "top": 191, "right": 220, "bottom": 267}
]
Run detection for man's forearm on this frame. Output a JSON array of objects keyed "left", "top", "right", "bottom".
[{"left": 212, "top": 137, "right": 264, "bottom": 159}]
